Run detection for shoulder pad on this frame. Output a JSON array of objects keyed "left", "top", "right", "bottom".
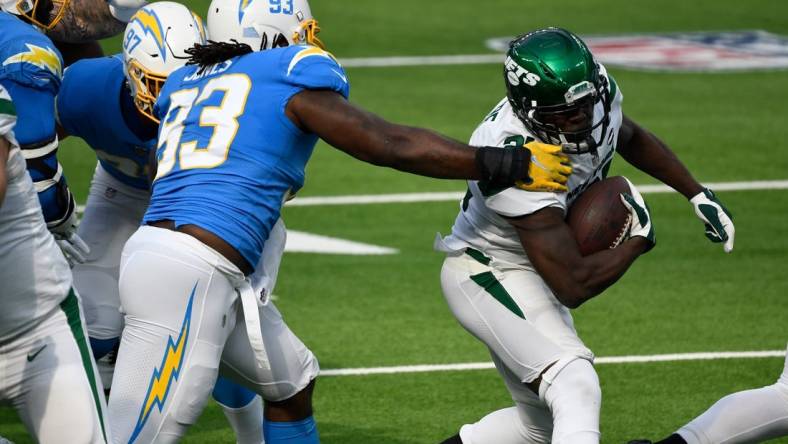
[
  {"left": 280, "top": 45, "right": 349, "bottom": 98},
  {"left": 0, "top": 40, "right": 63, "bottom": 93}
]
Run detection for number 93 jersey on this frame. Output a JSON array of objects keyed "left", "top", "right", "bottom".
[{"left": 144, "top": 45, "right": 349, "bottom": 268}]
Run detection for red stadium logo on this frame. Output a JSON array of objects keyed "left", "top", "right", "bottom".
[{"left": 486, "top": 31, "right": 788, "bottom": 72}]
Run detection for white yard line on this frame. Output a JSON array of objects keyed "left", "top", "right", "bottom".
[
  {"left": 285, "top": 179, "right": 788, "bottom": 207},
  {"left": 321, "top": 350, "right": 786, "bottom": 377},
  {"left": 74, "top": 179, "right": 788, "bottom": 213}
]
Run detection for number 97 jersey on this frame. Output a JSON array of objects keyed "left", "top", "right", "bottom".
[{"left": 144, "top": 45, "right": 350, "bottom": 269}]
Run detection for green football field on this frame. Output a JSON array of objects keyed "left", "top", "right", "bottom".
[{"left": 2, "top": 0, "right": 788, "bottom": 442}]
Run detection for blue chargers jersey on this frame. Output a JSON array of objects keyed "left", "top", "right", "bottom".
[
  {"left": 0, "top": 13, "right": 62, "bottom": 95},
  {"left": 144, "top": 45, "right": 350, "bottom": 268},
  {"left": 0, "top": 12, "right": 72, "bottom": 224},
  {"left": 57, "top": 55, "right": 155, "bottom": 190}
]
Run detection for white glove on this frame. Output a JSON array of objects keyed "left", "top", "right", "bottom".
[
  {"left": 107, "top": 0, "right": 148, "bottom": 22},
  {"left": 619, "top": 178, "right": 655, "bottom": 251},
  {"left": 690, "top": 188, "right": 734, "bottom": 253},
  {"left": 50, "top": 210, "right": 90, "bottom": 266}
]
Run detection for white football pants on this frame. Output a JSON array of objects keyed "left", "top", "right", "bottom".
[
  {"left": 109, "top": 226, "right": 317, "bottom": 443},
  {"left": 73, "top": 163, "right": 149, "bottom": 345},
  {"left": 440, "top": 251, "right": 599, "bottom": 444},
  {"left": 0, "top": 291, "right": 109, "bottom": 443},
  {"left": 677, "top": 343, "right": 788, "bottom": 444}
]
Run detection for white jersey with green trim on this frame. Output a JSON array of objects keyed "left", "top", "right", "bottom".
[
  {"left": 440, "top": 67, "right": 624, "bottom": 267},
  {"left": 0, "top": 86, "right": 71, "bottom": 343}
]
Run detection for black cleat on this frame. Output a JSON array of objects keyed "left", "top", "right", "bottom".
[{"left": 627, "top": 441, "right": 653, "bottom": 444}]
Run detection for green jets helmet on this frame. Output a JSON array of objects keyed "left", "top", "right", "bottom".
[{"left": 504, "top": 27, "right": 611, "bottom": 154}]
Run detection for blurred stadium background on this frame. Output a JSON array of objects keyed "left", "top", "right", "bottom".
[{"left": 2, "top": 0, "right": 788, "bottom": 442}]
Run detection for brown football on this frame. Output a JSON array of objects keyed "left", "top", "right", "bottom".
[{"left": 566, "top": 176, "right": 633, "bottom": 256}]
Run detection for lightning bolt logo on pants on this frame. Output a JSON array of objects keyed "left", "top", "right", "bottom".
[{"left": 129, "top": 283, "right": 196, "bottom": 443}]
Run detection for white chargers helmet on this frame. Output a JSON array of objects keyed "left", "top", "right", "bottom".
[
  {"left": 0, "top": 0, "right": 70, "bottom": 30},
  {"left": 122, "top": 1, "right": 206, "bottom": 122},
  {"left": 207, "top": 0, "right": 324, "bottom": 51}
]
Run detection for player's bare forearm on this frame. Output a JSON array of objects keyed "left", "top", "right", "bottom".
[
  {"left": 47, "top": 0, "right": 126, "bottom": 43},
  {"left": 509, "top": 207, "right": 648, "bottom": 308},
  {"left": 288, "top": 90, "right": 479, "bottom": 179},
  {"left": 617, "top": 115, "right": 703, "bottom": 199}
]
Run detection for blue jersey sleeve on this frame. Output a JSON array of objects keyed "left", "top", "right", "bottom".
[
  {"left": 2, "top": 77, "right": 73, "bottom": 226},
  {"left": 57, "top": 56, "right": 125, "bottom": 137},
  {"left": 279, "top": 46, "right": 350, "bottom": 99},
  {"left": 0, "top": 36, "right": 63, "bottom": 96},
  {"left": 56, "top": 61, "right": 94, "bottom": 136}
]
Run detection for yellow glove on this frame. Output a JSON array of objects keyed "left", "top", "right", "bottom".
[{"left": 515, "top": 141, "right": 572, "bottom": 192}]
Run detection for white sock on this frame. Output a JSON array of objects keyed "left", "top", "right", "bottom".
[
  {"left": 220, "top": 395, "right": 264, "bottom": 444},
  {"left": 678, "top": 381, "right": 788, "bottom": 444},
  {"left": 539, "top": 358, "right": 601, "bottom": 444}
]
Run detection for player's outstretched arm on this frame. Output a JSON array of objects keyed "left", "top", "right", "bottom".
[
  {"left": 617, "top": 115, "right": 703, "bottom": 198},
  {"left": 47, "top": 0, "right": 127, "bottom": 43},
  {"left": 618, "top": 115, "right": 734, "bottom": 252},
  {"left": 508, "top": 207, "right": 649, "bottom": 308},
  {"left": 287, "top": 89, "right": 570, "bottom": 189}
]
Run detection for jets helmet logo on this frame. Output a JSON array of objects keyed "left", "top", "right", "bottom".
[{"left": 505, "top": 56, "right": 540, "bottom": 87}]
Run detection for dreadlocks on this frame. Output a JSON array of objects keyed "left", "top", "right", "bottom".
[{"left": 185, "top": 40, "right": 253, "bottom": 74}]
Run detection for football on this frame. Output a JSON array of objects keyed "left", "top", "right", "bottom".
[{"left": 566, "top": 176, "right": 633, "bottom": 256}]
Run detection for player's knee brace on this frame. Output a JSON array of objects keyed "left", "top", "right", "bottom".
[{"left": 538, "top": 357, "right": 601, "bottom": 444}]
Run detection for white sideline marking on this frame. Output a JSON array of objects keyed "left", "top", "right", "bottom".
[
  {"left": 74, "top": 179, "right": 788, "bottom": 213},
  {"left": 320, "top": 350, "right": 786, "bottom": 377},
  {"left": 284, "top": 179, "right": 788, "bottom": 208},
  {"left": 286, "top": 230, "right": 397, "bottom": 255}
]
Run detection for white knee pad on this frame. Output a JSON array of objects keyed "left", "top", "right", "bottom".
[{"left": 538, "top": 357, "right": 601, "bottom": 444}]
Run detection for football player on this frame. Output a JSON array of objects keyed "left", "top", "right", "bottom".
[
  {"left": 0, "top": 84, "right": 109, "bottom": 443},
  {"left": 55, "top": 3, "right": 283, "bottom": 442},
  {"left": 46, "top": 0, "right": 148, "bottom": 66},
  {"left": 105, "top": 0, "right": 572, "bottom": 442},
  {"left": 0, "top": 1, "right": 89, "bottom": 266},
  {"left": 436, "top": 28, "right": 735, "bottom": 444},
  {"left": 629, "top": 343, "right": 788, "bottom": 444}
]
